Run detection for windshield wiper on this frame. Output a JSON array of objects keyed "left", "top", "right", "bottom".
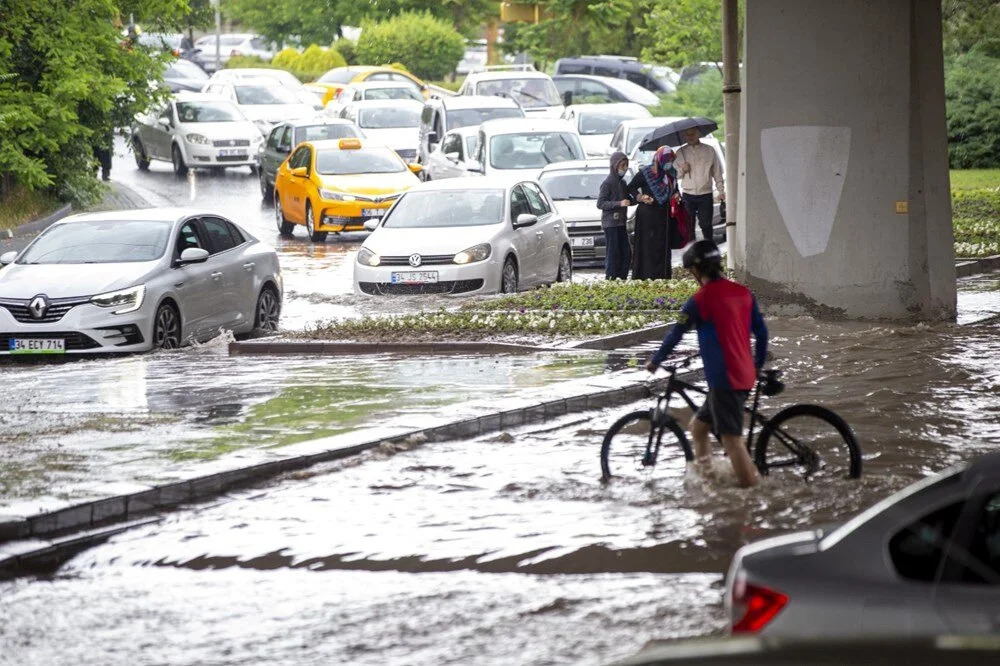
[{"left": 564, "top": 195, "right": 596, "bottom": 200}]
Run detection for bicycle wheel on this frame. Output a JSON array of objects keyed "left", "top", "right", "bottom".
[
  {"left": 753, "top": 404, "right": 862, "bottom": 480},
  {"left": 600, "top": 409, "right": 693, "bottom": 481}
]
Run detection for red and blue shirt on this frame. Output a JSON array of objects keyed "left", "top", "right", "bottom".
[{"left": 651, "top": 278, "right": 768, "bottom": 390}]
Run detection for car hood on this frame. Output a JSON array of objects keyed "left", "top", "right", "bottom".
[
  {"left": 551, "top": 198, "right": 601, "bottom": 223},
  {"left": 580, "top": 133, "right": 612, "bottom": 156},
  {"left": 319, "top": 171, "right": 419, "bottom": 197},
  {"left": 239, "top": 104, "right": 315, "bottom": 123},
  {"left": 364, "top": 225, "right": 502, "bottom": 256},
  {"left": 359, "top": 128, "right": 419, "bottom": 151},
  {"left": 0, "top": 262, "right": 161, "bottom": 299},
  {"left": 177, "top": 121, "right": 260, "bottom": 139}
]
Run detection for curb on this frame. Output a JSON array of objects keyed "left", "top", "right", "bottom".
[
  {"left": 0, "top": 372, "right": 691, "bottom": 554},
  {"left": 5, "top": 203, "right": 72, "bottom": 238},
  {"left": 956, "top": 255, "right": 1000, "bottom": 278},
  {"left": 570, "top": 324, "right": 672, "bottom": 350}
]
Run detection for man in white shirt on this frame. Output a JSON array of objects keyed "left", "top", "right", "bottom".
[{"left": 675, "top": 128, "right": 725, "bottom": 242}]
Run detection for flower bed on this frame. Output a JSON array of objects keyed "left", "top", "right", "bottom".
[
  {"left": 464, "top": 278, "right": 698, "bottom": 313},
  {"left": 953, "top": 188, "right": 1000, "bottom": 258}
]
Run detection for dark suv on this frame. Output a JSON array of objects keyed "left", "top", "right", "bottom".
[{"left": 554, "top": 56, "right": 677, "bottom": 93}]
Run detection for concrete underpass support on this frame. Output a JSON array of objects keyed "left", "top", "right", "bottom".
[{"left": 735, "top": 0, "right": 956, "bottom": 320}]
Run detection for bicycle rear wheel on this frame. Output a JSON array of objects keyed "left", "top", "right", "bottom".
[
  {"left": 753, "top": 404, "right": 862, "bottom": 480},
  {"left": 600, "top": 409, "right": 692, "bottom": 481}
]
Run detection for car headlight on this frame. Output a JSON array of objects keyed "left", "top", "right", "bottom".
[
  {"left": 453, "top": 243, "right": 491, "bottom": 264},
  {"left": 357, "top": 247, "right": 381, "bottom": 266},
  {"left": 91, "top": 284, "right": 146, "bottom": 314},
  {"left": 320, "top": 189, "right": 355, "bottom": 201},
  {"left": 185, "top": 133, "right": 210, "bottom": 145}
]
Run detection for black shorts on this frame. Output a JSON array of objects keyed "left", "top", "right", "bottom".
[{"left": 695, "top": 389, "right": 749, "bottom": 436}]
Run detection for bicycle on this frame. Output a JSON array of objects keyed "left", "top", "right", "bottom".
[{"left": 600, "top": 353, "right": 862, "bottom": 482}]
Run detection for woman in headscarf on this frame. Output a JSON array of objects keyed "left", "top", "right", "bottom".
[{"left": 626, "top": 146, "right": 679, "bottom": 280}]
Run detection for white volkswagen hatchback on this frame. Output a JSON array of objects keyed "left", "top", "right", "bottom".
[
  {"left": 354, "top": 178, "right": 572, "bottom": 295},
  {"left": 0, "top": 209, "right": 282, "bottom": 355}
]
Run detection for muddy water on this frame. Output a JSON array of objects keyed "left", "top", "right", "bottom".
[{"left": 2, "top": 309, "right": 1000, "bottom": 665}]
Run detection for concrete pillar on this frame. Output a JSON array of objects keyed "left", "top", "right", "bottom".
[{"left": 735, "top": 0, "right": 956, "bottom": 321}]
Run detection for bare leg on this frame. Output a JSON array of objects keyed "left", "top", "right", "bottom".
[
  {"left": 689, "top": 415, "right": 713, "bottom": 464},
  {"left": 720, "top": 433, "right": 760, "bottom": 487}
]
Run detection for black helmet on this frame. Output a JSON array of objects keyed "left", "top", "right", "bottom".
[{"left": 682, "top": 240, "right": 722, "bottom": 270}]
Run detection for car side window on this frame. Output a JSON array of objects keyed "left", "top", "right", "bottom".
[
  {"left": 610, "top": 127, "right": 623, "bottom": 149},
  {"left": 175, "top": 221, "right": 204, "bottom": 257},
  {"left": 625, "top": 71, "right": 648, "bottom": 87},
  {"left": 944, "top": 491, "right": 1000, "bottom": 585},
  {"left": 421, "top": 105, "right": 433, "bottom": 125},
  {"left": 441, "top": 133, "right": 461, "bottom": 156},
  {"left": 510, "top": 185, "right": 531, "bottom": 222},
  {"left": 266, "top": 126, "right": 282, "bottom": 150},
  {"left": 889, "top": 501, "right": 964, "bottom": 582},
  {"left": 225, "top": 221, "right": 247, "bottom": 246},
  {"left": 594, "top": 65, "right": 619, "bottom": 77},
  {"left": 280, "top": 126, "right": 293, "bottom": 150},
  {"left": 521, "top": 182, "right": 551, "bottom": 216},
  {"left": 368, "top": 73, "right": 390, "bottom": 81},
  {"left": 433, "top": 110, "right": 444, "bottom": 137},
  {"left": 200, "top": 217, "right": 240, "bottom": 255},
  {"left": 288, "top": 146, "right": 309, "bottom": 170}
]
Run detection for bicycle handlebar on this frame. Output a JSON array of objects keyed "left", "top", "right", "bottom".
[{"left": 650, "top": 352, "right": 699, "bottom": 373}]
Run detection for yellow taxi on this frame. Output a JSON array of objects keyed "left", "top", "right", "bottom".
[
  {"left": 273, "top": 138, "right": 422, "bottom": 242},
  {"left": 304, "top": 66, "right": 428, "bottom": 106}
]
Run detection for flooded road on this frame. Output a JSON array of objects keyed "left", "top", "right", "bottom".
[{"left": 2, "top": 311, "right": 1000, "bottom": 665}]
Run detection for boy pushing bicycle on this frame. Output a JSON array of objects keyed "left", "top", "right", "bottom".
[{"left": 646, "top": 240, "right": 768, "bottom": 487}]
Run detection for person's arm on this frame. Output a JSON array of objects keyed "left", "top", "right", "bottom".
[
  {"left": 597, "top": 178, "right": 630, "bottom": 210},
  {"left": 625, "top": 170, "right": 644, "bottom": 199},
  {"left": 750, "top": 297, "right": 768, "bottom": 370},
  {"left": 712, "top": 146, "right": 725, "bottom": 199},
  {"left": 647, "top": 298, "right": 698, "bottom": 370},
  {"left": 675, "top": 146, "right": 690, "bottom": 176}
]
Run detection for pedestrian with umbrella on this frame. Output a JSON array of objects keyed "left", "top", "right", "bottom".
[{"left": 626, "top": 145, "right": 680, "bottom": 280}]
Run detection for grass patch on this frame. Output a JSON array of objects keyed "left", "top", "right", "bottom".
[
  {"left": 951, "top": 169, "right": 1000, "bottom": 191},
  {"left": 465, "top": 278, "right": 698, "bottom": 312},
  {"left": 953, "top": 188, "right": 1000, "bottom": 258},
  {"left": 0, "top": 185, "right": 65, "bottom": 231}
]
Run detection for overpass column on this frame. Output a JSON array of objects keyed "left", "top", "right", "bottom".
[{"left": 734, "top": 0, "right": 956, "bottom": 321}]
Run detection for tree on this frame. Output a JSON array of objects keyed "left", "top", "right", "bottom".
[
  {"left": 356, "top": 12, "right": 464, "bottom": 80},
  {"left": 228, "top": 0, "right": 350, "bottom": 47},
  {"left": 360, "top": 0, "right": 498, "bottom": 38},
  {"left": 943, "top": 0, "right": 1000, "bottom": 56},
  {"left": 945, "top": 49, "right": 1000, "bottom": 168},
  {"left": 638, "top": 0, "right": 724, "bottom": 69}
]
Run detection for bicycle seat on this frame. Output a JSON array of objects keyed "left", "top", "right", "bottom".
[{"left": 760, "top": 369, "right": 785, "bottom": 396}]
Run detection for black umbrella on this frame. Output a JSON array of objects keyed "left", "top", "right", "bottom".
[{"left": 638, "top": 116, "right": 719, "bottom": 151}]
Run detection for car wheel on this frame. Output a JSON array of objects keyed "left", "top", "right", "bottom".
[
  {"left": 556, "top": 246, "right": 572, "bottom": 283},
  {"left": 501, "top": 257, "right": 518, "bottom": 294},
  {"left": 133, "top": 138, "right": 151, "bottom": 171},
  {"left": 171, "top": 144, "right": 188, "bottom": 176},
  {"left": 274, "top": 192, "right": 295, "bottom": 237},
  {"left": 252, "top": 286, "right": 281, "bottom": 335},
  {"left": 305, "top": 203, "right": 327, "bottom": 243},
  {"left": 259, "top": 169, "right": 273, "bottom": 201},
  {"left": 152, "top": 302, "right": 182, "bottom": 350}
]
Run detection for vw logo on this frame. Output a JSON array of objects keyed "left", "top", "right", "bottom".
[
  {"left": 28, "top": 295, "right": 49, "bottom": 320},
  {"left": 408, "top": 254, "right": 422, "bottom": 267}
]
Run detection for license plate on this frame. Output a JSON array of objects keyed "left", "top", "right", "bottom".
[
  {"left": 362, "top": 208, "right": 386, "bottom": 218},
  {"left": 218, "top": 149, "right": 247, "bottom": 157},
  {"left": 9, "top": 338, "right": 65, "bottom": 354},
  {"left": 571, "top": 236, "right": 595, "bottom": 247},
  {"left": 391, "top": 271, "right": 438, "bottom": 284}
]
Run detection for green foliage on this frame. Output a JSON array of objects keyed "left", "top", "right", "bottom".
[
  {"left": 639, "top": 0, "right": 726, "bottom": 69},
  {"left": 226, "top": 55, "right": 269, "bottom": 69},
  {"left": 464, "top": 279, "right": 697, "bottom": 312},
  {"left": 945, "top": 50, "right": 1000, "bottom": 168},
  {"left": 0, "top": 184, "right": 64, "bottom": 231},
  {"left": 294, "top": 45, "right": 347, "bottom": 77},
  {"left": 228, "top": 0, "right": 347, "bottom": 47},
  {"left": 648, "top": 70, "right": 724, "bottom": 128},
  {"left": 272, "top": 48, "right": 300, "bottom": 69},
  {"left": 951, "top": 169, "right": 1000, "bottom": 190},
  {"left": 427, "top": 79, "right": 463, "bottom": 93},
  {"left": 952, "top": 188, "right": 1000, "bottom": 257},
  {"left": 356, "top": 12, "right": 464, "bottom": 80},
  {"left": 943, "top": 0, "right": 1000, "bottom": 56},
  {"left": 334, "top": 39, "right": 358, "bottom": 66},
  {"left": 352, "top": 0, "right": 498, "bottom": 38}
]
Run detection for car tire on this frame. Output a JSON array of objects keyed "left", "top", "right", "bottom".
[
  {"left": 171, "top": 144, "right": 188, "bottom": 176},
  {"left": 251, "top": 285, "right": 281, "bottom": 336},
  {"left": 259, "top": 168, "right": 273, "bottom": 201},
  {"left": 152, "top": 302, "right": 182, "bottom": 350},
  {"left": 133, "top": 138, "right": 151, "bottom": 171},
  {"left": 305, "top": 202, "right": 327, "bottom": 243},
  {"left": 274, "top": 192, "right": 295, "bottom": 237},
  {"left": 556, "top": 246, "right": 572, "bottom": 283},
  {"left": 501, "top": 256, "right": 518, "bottom": 294}
]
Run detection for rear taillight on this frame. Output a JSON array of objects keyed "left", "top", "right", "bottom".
[{"left": 731, "top": 576, "right": 788, "bottom": 633}]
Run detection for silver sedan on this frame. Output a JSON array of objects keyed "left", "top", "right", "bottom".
[{"left": 0, "top": 208, "right": 282, "bottom": 355}]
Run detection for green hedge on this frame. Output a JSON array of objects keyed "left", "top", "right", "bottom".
[
  {"left": 224, "top": 46, "right": 346, "bottom": 83},
  {"left": 356, "top": 12, "right": 464, "bottom": 80},
  {"left": 946, "top": 50, "right": 1000, "bottom": 168},
  {"left": 953, "top": 188, "right": 1000, "bottom": 257}
]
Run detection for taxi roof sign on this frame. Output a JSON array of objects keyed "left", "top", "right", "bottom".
[{"left": 338, "top": 138, "right": 362, "bottom": 150}]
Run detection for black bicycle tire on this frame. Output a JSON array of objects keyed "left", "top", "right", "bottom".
[
  {"left": 600, "top": 409, "right": 692, "bottom": 481},
  {"left": 753, "top": 404, "right": 862, "bottom": 479}
]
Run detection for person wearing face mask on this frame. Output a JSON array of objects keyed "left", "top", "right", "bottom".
[
  {"left": 597, "top": 151, "right": 634, "bottom": 280},
  {"left": 626, "top": 146, "right": 679, "bottom": 280}
]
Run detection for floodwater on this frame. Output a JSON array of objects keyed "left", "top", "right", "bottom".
[{"left": 2, "top": 309, "right": 1000, "bottom": 665}]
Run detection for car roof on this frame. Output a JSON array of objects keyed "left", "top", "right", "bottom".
[
  {"left": 438, "top": 95, "right": 521, "bottom": 110},
  {"left": 282, "top": 117, "right": 355, "bottom": 128},
  {"left": 565, "top": 102, "right": 650, "bottom": 114},
  {"left": 344, "top": 99, "right": 424, "bottom": 110},
  {"left": 229, "top": 77, "right": 287, "bottom": 87},
  {"left": 346, "top": 81, "right": 417, "bottom": 90},
  {"left": 304, "top": 139, "right": 393, "bottom": 152},
  {"left": 406, "top": 178, "right": 515, "bottom": 193},
  {"left": 56, "top": 208, "right": 212, "bottom": 225},
  {"left": 172, "top": 91, "right": 231, "bottom": 103},
  {"left": 479, "top": 117, "right": 576, "bottom": 134},
  {"left": 619, "top": 116, "right": 685, "bottom": 130},
  {"left": 538, "top": 159, "right": 608, "bottom": 175},
  {"left": 466, "top": 70, "right": 552, "bottom": 82}
]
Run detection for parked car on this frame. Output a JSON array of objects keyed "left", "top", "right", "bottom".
[
  {"left": 162, "top": 58, "right": 209, "bottom": 93},
  {"left": 465, "top": 118, "right": 586, "bottom": 184},
  {"left": 562, "top": 103, "right": 652, "bottom": 156},
  {"left": 725, "top": 453, "right": 1000, "bottom": 638},
  {"left": 422, "top": 126, "right": 480, "bottom": 181},
  {"left": 258, "top": 118, "right": 364, "bottom": 200},
  {"left": 131, "top": 92, "right": 264, "bottom": 175},
  {"left": 201, "top": 78, "right": 316, "bottom": 136},
  {"left": 140, "top": 33, "right": 210, "bottom": 72},
  {"left": 553, "top": 74, "right": 661, "bottom": 108},
  {"left": 354, "top": 178, "right": 572, "bottom": 295},
  {"left": 194, "top": 33, "right": 276, "bottom": 72},
  {"left": 537, "top": 160, "right": 634, "bottom": 268},
  {"left": 607, "top": 116, "right": 682, "bottom": 157},
  {"left": 554, "top": 55, "right": 678, "bottom": 94},
  {"left": 456, "top": 39, "right": 488, "bottom": 75},
  {"left": 417, "top": 95, "right": 524, "bottom": 170},
  {"left": 0, "top": 209, "right": 282, "bottom": 354},
  {"left": 207, "top": 68, "right": 324, "bottom": 111},
  {"left": 272, "top": 138, "right": 421, "bottom": 242},
  {"left": 457, "top": 65, "right": 564, "bottom": 118},
  {"left": 324, "top": 81, "right": 424, "bottom": 117},
  {"left": 305, "top": 66, "right": 428, "bottom": 106},
  {"left": 338, "top": 99, "right": 423, "bottom": 163}
]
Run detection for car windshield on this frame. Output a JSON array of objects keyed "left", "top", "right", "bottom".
[
  {"left": 579, "top": 111, "right": 647, "bottom": 136},
  {"left": 489, "top": 132, "right": 584, "bottom": 169},
  {"left": 475, "top": 78, "right": 561, "bottom": 108},
  {"left": 175, "top": 101, "right": 243, "bottom": 123},
  {"left": 446, "top": 107, "right": 523, "bottom": 129},
  {"left": 384, "top": 190, "right": 504, "bottom": 228},
  {"left": 626, "top": 125, "right": 661, "bottom": 153},
  {"left": 295, "top": 124, "right": 361, "bottom": 143},
  {"left": 364, "top": 87, "right": 422, "bottom": 102},
  {"left": 234, "top": 85, "right": 299, "bottom": 105},
  {"left": 539, "top": 172, "right": 605, "bottom": 200},
  {"left": 18, "top": 220, "right": 172, "bottom": 264},
  {"left": 315, "top": 148, "right": 405, "bottom": 175},
  {"left": 358, "top": 106, "right": 421, "bottom": 129},
  {"left": 166, "top": 60, "right": 208, "bottom": 80},
  {"left": 317, "top": 69, "right": 357, "bottom": 84}
]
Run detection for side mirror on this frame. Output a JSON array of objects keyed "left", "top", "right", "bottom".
[
  {"left": 562, "top": 91, "right": 573, "bottom": 106},
  {"left": 427, "top": 131, "right": 439, "bottom": 145},
  {"left": 158, "top": 116, "right": 172, "bottom": 128},
  {"left": 176, "top": 247, "right": 209, "bottom": 265},
  {"left": 407, "top": 163, "right": 423, "bottom": 174},
  {"left": 290, "top": 166, "right": 308, "bottom": 178},
  {"left": 0, "top": 250, "right": 17, "bottom": 265},
  {"left": 363, "top": 219, "right": 379, "bottom": 232},
  {"left": 514, "top": 213, "right": 538, "bottom": 228},
  {"left": 444, "top": 152, "right": 460, "bottom": 163},
  {"left": 465, "top": 162, "right": 484, "bottom": 174}
]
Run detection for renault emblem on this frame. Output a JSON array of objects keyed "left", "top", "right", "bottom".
[
  {"left": 408, "top": 254, "right": 422, "bottom": 267},
  {"left": 28, "top": 295, "right": 48, "bottom": 319}
]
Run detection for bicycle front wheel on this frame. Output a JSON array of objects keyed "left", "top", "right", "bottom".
[
  {"left": 600, "top": 409, "right": 692, "bottom": 481},
  {"left": 753, "top": 404, "right": 862, "bottom": 480}
]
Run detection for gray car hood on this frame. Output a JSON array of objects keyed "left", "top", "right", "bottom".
[{"left": 0, "top": 262, "right": 160, "bottom": 299}]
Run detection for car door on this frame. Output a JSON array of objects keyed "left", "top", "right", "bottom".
[
  {"left": 170, "top": 220, "right": 220, "bottom": 339},
  {"left": 198, "top": 216, "right": 253, "bottom": 330},
  {"left": 261, "top": 124, "right": 284, "bottom": 185},
  {"left": 281, "top": 145, "right": 311, "bottom": 223},
  {"left": 508, "top": 185, "right": 540, "bottom": 286},
  {"left": 521, "top": 181, "right": 562, "bottom": 281},
  {"left": 145, "top": 102, "right": 174, "bottom": 160}
]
